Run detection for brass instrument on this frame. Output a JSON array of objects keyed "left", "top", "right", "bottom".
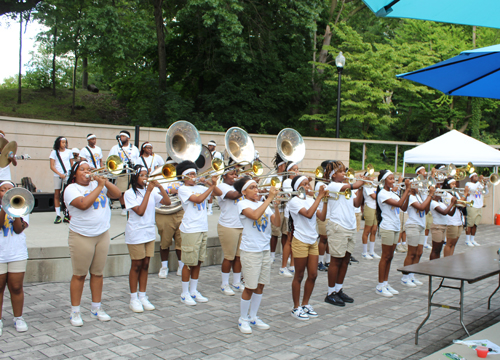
[
  {"left": 326, "top": 188, "right": 352, "bottom": 201},
  {"left": 258, "top": 176, "right": 282, "bottom": 190},
  {"left": 486, "top": 173, "right": 500, "bottom": 186},
  {"left": 148, "top": 163, "right": 177, "bottom": 181},
  {"left": 2, "top": 187, "right": 34, "bottom": 217},
  {"left": 195, "top": 145, "right": 213, "bottom": 175},
  {"left": 435, "top": 164, "right": 457, "bottom": 182},
  {"left": 456, "top": 199, "right": 474, "bottom": 207},
  {"left": 272, "top": 187, "right": 307, "bottom": 202},
  {"left": 223, "top": 127, "right": 264, "bottom": 177},
  {"left": 165, "top": 120, "right": 202, "bottom": 163},
  {"left": 276, "top": 128, "right": 305, "bottom": 163},
  {"left": 345, "top": 167, "right": 379, "bottom": 188},
  {"left": 90, "top": 155, "right": 134, "bottom": 178},
  {"left": 454, "top": 168, "right": 467, "bottom": 181},
  {"left": 299, "top": 166, "right": 325, "bottom": 179},
  {"left": 457, "top": 162, "right": 475, "bottom": 175}
]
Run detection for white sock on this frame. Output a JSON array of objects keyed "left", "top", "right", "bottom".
[
  {"left": 270, "top": 252, "right": 275, "bottom": 261},
  {"left": 289, "top": 266, "right": 295, "bottom": 271},
  {"left": 383, "top": 281, "right": 388, "bottom": 287},
  {"left": 221, "top": 272, "right": 230, "bottom": 286},
  {"left": 91, "top": 302, "right": 101, "bottom": 311},
  {"left": 233, "top": 272, "right": 241, "bottom": 285},
  {"left": 71, "top": 305, "right": 80, "bottom": 313},
  {"left": 178, "top": 260, "right": 184, "bottom": 269},
  {"left": 208, "top": 203, "right": 213, "bottom": 211},
  {"left": 182, "top": 281, "right": 189, "bottom": 294},
  {"left": 249, "top": 293, "right": 263, "bottom": 320},
  {"left": 369, "top": 241, "right": 375, "bottom": 254},
  {"left": 402, "top": 275, "right": 409, "bottom": 281},
  {"left": 55, "top": 207, "right": 61, "bottom": 216},
  {"left": 362, "top": 243, "right": 368, "bottom": 253},
  {"left": 410, "top": 273, "right": 415, "bottom": 279},
  {"left": 335, "top": 283, "right": 343, "bottom": 292},
  {"left": 328, "top": 286, "right": 336, "bottom": 295},
  {"left": 318, "top": 255, "right": 324, "bottom": 263},
  {"left": 377, "top": 283, "right": 384, "bottom": 288},
  {"left": 466, "top": 234, "right": 471, "bottom": 243},
  {"left": 189, "top": 279, "right": 198, "bottom": 294},
  {"left": 325, "top": 254, "right": 331, "bottom": 263},
  {"left": 240, "top": 298, "right": 251, "bottom": 319},
  {"left": 424, "top": 236, "right": 429, "bottom": 245},
  {"left": 402, "top": 242, "right": 407, "bottom": 245},
  {"left": 138, "top": 291, "right": 146, "bottom": 299},
  {"left": 471, "top": 235, "right": 475, "bottom": 243},
  {"left": 130, "top": 292, "right": 138, "bottom": 301},
  {"left": 161, "top": 261, "right": 168, "bottom": 269}
]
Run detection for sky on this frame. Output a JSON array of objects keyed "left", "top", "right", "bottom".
[{"left": 0, "top": 18, "right": 46, "bottom": 83}]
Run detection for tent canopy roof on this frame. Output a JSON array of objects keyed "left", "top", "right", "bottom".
[{"left": 403, "top": 130, "right": 500, "bottom": 167}]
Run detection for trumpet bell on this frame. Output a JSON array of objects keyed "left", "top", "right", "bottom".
[
  {"left": 276, "top": 128, "right": 305, "bottom": 163},
  {"left": 489, "top": 173, "right": 500, "bottom": 186},
  {"left": 0, "top": 141, "right": 17, "bottom": 168},
  {"left": 2, "top": 187, "right": 34, "bottom": 217},
  {"left": 259, "top": 176, "right": 282, "bottom": 190},
  {"left": 366, "top": 164, "right": 375, "bottom": 176},
  {"left": 252, "top": 161, "right": 264, "bottom": 176},
  {"left": 225, "top": 127, "right": 255, "bottom": 164},
  {"left": 166, "top": 120, "right": 202, "bottom": 163}
]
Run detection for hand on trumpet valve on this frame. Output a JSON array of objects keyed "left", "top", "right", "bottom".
[
  {"left": 404, "top": 178, "right": 411, "bottom": 188},
  {"left": 317, "top": 185, "right": 327, "bottom": 199},
  {"left": 428, "top": 186, "right": 435, "bottom": 196},
  {"left": 147, "top": 180, "right": 158, "bottom": 191},
  {"left": 451, "top": 196, "right": 457, "bottom": 205}
]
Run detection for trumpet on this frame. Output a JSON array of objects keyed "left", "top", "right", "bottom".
[
  {"left": 298, "top": 166, "right": 325, "bottom": 179},
  {"left": 485, "top": 173, "right": 500, "bottom": 186},
  {"left": 345, "top": 167, "right": 378, "bottom": 188},
  {"left": 456, "top": 199, "right": 474, "bottom": 207},
  {"left": 197, "top": 158, "right": 225, "bottom": 178},
  {"left": 2, "top": 187, "right": 34, "bottom": 217}
]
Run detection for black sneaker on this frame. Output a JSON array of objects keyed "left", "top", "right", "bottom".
[
  {"left": 337, "top": 289, "right": 354, "bottom": 303},
  {"left": 318, "top": 262, "right": 328, "bottom": 272},
  {"left": 350, "top": 256, "right": 359, "bottom": 263},
  {"left": 324, "top": 292, "right": 345, "bottom": 307},
  {"left": 63, "top": 216, "right": 70, "bottom": 223},
  {"left": 324, "top": 262, "right": 330, "bottom": 268},
  {"left": 54, "top": 216, "right": 62, "bottom": 224}
]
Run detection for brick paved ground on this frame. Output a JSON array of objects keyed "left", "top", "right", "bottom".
[{"left": 1, "top": 226, "right": 499, "bottom": 359}]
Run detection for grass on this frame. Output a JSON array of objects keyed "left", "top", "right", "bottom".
[{"left": 0, "top": 88, "right": 127, "bottom": 124}]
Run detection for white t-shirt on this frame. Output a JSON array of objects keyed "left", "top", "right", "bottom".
[
  {"left": 64, "top": 181, "right": 111, "bottom": 237},
  {"left": 430, "top": 200, "right": 449, "bottom": 226},
  {"left": 353, "top": 189, "right": 361, "bottom": 214},
  {"left": 315, "top": 181, "right": 326, "bottom": 213},
  {"left": 442, "top": 193, "right": 462, "bottom": 226},
  {"left": 217, "top": 183, "right": 243, "bottom": 228},
  {"left": 50, "top": 149, "right": 73, "bottom": 176},
  {"left": 80, "top": 146, "right": 103, "bottom": 169},
  {"left": 406, "top": 194, "right": 426, "bottom": 228},
  {"left": 282, "top": 178, "right": 293, "bottom": 219},
  {"left": 138, "top": 154, "right": 165, "bottom": 173},
  {"left": 466, "top": 181, "right": 487, "bottom": 208},
  {"left": 178, "top": 185, "right": 211, "bottom": 233},
  {"left": 0, "top": 165, "right": 11, "bottom": 181},
  {"left": 363, "top": 186, "right": 377, "bottom": 209},
  {"left": 288, "top": 197, "right": 318, "bottom": 244},
  {"left": 238, "top": 199, "right": 274, "bottom": 252},
  {"left": 0, "top": 213, "right": 28, "bottom": 263},
  {"left": 377, "top": 189, "right": 401, "bottom": 231},
  {"left": 124, "top": 188, "right": 163, "bottom": 244},
  {"left": 327, "top": 182, "right": 356, "bottom": 230},
  {"left": 109, "top": 144, "right": 140, "bottom": 166},
  {"left": 212, "top": 151, "right": 223, "bottom": 161}
]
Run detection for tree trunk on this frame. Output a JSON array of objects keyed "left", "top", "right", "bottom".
[
  {"left": 52, "top": 24, "right": 57, "bottom": 97},
  {"left": 153, "top": 0, "right": 166, "bottom": 91},
  {"left": 82, "top": 57, "right": 88, "bottom": 89},
  {"left": 17, "top": 14, "right": 22, "bottom": 104},
  {"left": 71, "top": 54, "right": 78, "bottom": 115}
]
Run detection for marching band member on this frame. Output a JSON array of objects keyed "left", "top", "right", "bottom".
[
  {"left": 401, "top": 186, "right": 434, "bottom": 287},
  {"left": 216, "top": 164, "right": 245, "bottom": 296},
  {"left": 206, "top": 140, "right": 223, "bottom": 216},
  {"left": 442, "top": 179, "right": 468, "bottom": 257},
  {"left": 138, "top": 142, "right": 164, "bottom": 173},
  {"left": 288, "top": 176, "right": 326, "bottom": 320},
  {"left": 316, "top": 160, "right": 331, "bottom": 271},
  {"left": 176, "top": 161, "right": 222, "bottom": 306},
  {"left": 324, "top": 161, "right": 364, "bottom": 307},
  {"left": 63, "top": 161, "right": 121, "bottom": 327},
  {"left": 0, "top": 181, "right": 29, "bottom": 334},
  {"left": 125, "top": 165, "right": 170, "bottom": 312},
  {"left": 465, "top": 173, "right": 488, "bottom": 247},
  {"left": 269, "top": 153, "right": 287, "bottom": 266},
  {"left": 429, "top": 189, "right": 456, "bottom": 260},
  {"left": 80, "top": 134, "right": 103, "bottom": 169},
  {"left": 49, "top": 136, "right": 74, "bottom": 224},
  {"left": 361, "top": 171, "right": 379, "bottom": 260},
  {"left": 415, "top": 165, "right": 433, "bottom": 249},
  {"left": 235, "top": 177, "right": 280, "bottom": 334},
  {"left": 375, "top": 171, "right": 410, "bottom": 298}
]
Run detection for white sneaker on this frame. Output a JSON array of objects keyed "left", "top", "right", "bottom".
[
  {"left": 386, "top": 284, "right": 399, "bottom": 295},
  {"left": 288, "top": 267, "right": 295, "bottom": 274},
  {"left": 370, "top": 252, "right": 381, "bottom": 259},
  {"left": 129, "top": 299, "right": 144, "bottom": 313},
  {"left": 250, "top": 317, "right": 270, "bottom": 330},
  {"left": 302, "top": 304, "right": 318, "bottom": 318},
  {"left": 412, "top": 278, "right": 423, "bottom": 286},
  {"left": 238, "top": 317, "right": 252, "bottom": 334},
  {"left": 465, "top": 241, "right": 475, "bottom": 247},
  {"left": 176, "top": 266, "right": 183, "bottom": 276},
  {"left": 279, "top": 267, "right": 293, "bottom": 277},
  {"left": 472, "top": 240, "right": 480, "bottom": 246},
  {"left": 180, "top": 292, "right": 196, "bottom": 306},
  {"left": 401, "top": 279, "right": 417, "bottom": 288},
  {"left": 291, "top": 307, "right": 309, "bottom": 321},
  {"left": 207, "top": 209, "right": 214, "bottom": 216},
  {"left": 121, "top": 209, "right": 127, "bottom": 216},
  {"left": 221, "top": 284, "right": 235, "bottom": 296},
  {"left": 140, "top": 296, "right": 155, "bottom": 311},
  {"left": 375, "top": 285, "right": 393, "bottom": 297},
  {"left": 158, "top": 267, "right": 168, "bottom": 279},
  {"left": 423, "top": 243, "right": 432, "bottom": 249},
  {"left": 191, "top": 290, "right": 208, "bottom": 303},
  {"left": 0, "top": 320, "right": 2, "bottom": 336},
  {"left": 90, "top": 307, "right": 111, "bottom": 322},
  {"left": 13, "top": 317, "right": 28, "bottom": 332},
  {"left": 70, "top": 311, "right": 84, "bottom": 326},
  {"left": 231, "top": 283, "right": 245, "bottom": 292},
  {"left": 362, "top": 252, "right": 373, "bottom": 260}
]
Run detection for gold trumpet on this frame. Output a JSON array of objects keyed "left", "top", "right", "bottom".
[
  {"left": 456, "top": 199, "right": 474, "bottom": 207},
  {"left": 345, "top": 165, "right": 378, "bottom": 188},
  {"left": 326, "top": 188, "right": 352, "bottom": 200},
  {"left": 298, "top": 166, "right": 325, "bottom": 179}
]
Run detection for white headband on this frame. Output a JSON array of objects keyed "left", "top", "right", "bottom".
[
  {"left": 278, "top": 161, "right": 286, "bottom": 167},
  {"left": 166, "top": 160, "right": 175, "bottom": 165},
  {"left": 242, "top": 180, "right": 257, "bottom": 191},
  {"left": 208, "top": 141, "right": 216, "bottom": 146},
  {"left": 293, "top": 176, "right": 308, "bottom": 191},
  {"left": 330, "top": 168, "right": 337, "bottom": 178},
  {"left": 438, "top": 165, "right": 446, "bottom": 170},
  {"left": 448, "top": 179, "right": 456, "bottom": 184},
  {"left": 286, "top": 162, "right": 297, "bottom": 171},
  {"left": 0, "top": 133, "right": 4, "bottom": 138},
  {"left": 182, "top": 168, "right": 197, "bottom": 176},
  {"left": 79, "top": 160, "right": 89, "bottom": 166},
  {"left": 469, "top": 172, "right": 477, "bottom": 178},
  {"left": 0, "top": 180, "right": 15, "bottom": 188},
  {"left": 60, "top": 137, "right": 67, "bottom": 141},
  {"left": 119, "top": 132, "right": 130, "bottom": 138},
  {"left": 381, "top": 171, "right": 393, "bottom": 181},
  {"left": 136, "top": 166, "right": 147, "bottom": 174},
  {"left": 87, "top": 134, "right": 96, "bottom": 140},
  {"left": 72, "top": 148, "right": 80, "bottom": 153},
  {"left": 142, "top": 142, "right": 152, "bottom": 148},
  {"left": 415, "top": 166, "right": 424, "bottom": 174}
]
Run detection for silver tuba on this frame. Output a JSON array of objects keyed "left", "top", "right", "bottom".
[
  {"left": 276, "top": 128, "right": 305, "bottom": 163},
  {"left": 2, "top": 187, "right": 34, "bottom": 217}
]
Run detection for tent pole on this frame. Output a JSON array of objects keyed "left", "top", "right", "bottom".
[
  {"left": 395, "top": 145, "right": 398, "bottom": 173},
  {"left": 402, "top": 161, "right": 406, "bottom": 177},
  {"left": 493, "top": 166, "right": 497, "bottom": 224},
  {"left": 362, "top": 143, "right": 366, "bottom": 170}
]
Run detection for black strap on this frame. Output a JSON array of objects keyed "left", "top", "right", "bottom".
[
  {"left": 86, "top": 146, "right": 97, "bottom": 168},
  {"left": 140, "top": 156, "right": 148, "bottom": 169},
  {"left": 56, "top": 151, "right": 67, "bottom": 175}
]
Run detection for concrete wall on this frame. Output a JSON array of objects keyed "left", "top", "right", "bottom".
[{"left": 0, "top": 116, "right": 350, "bottom": 192}]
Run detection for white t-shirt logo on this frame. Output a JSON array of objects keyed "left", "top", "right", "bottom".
[
  {"left": 233, "top": 196, "right": 244, "bottom": 204},
  {"left": 191, "top": 193, "right": 205, "bottom": 210},
  {"left": 253, "top": 214, "right": 269, "bottom": 232},
  {"left": 84, "top": 190, "right": 107, "bottom": 209},
  {"left": 473, "top": 189, "right": 481, "bottom": 199},
  {"left": 1, "top": 216, "right": 15, "bottom": 236}
]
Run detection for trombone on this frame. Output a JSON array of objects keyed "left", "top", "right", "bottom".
[
  {"left": 272, "top": 187, "right": 307, "bottom": 202},
  {"left": 91, "top": 155, "right": 135, "bottom": 178},
  {"left": 148, "top": 163, "right": 177, "bottom": 182},
  {"left": 258, "top": 176, "right": 282, "bottom": 190},
  {"left": 326, "top": 188, "right": 352, "bottom": 200},
  {"left": 2, "top": 187, "right": 34, "bottom": 217},
  {"left": 345, "top": 165, "right": 378, "bottom": 188}
]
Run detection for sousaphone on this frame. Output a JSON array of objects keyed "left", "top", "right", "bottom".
[{"left": 276, "top": 128, "right": 305, "bottom": 163}]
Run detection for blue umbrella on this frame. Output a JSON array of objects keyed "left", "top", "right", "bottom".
[
  {"left": 396, "top": 44, "right": 500, "bottom": 99},
  {"left": 362, "top": 0, "right": 500, "bottom": 29}
]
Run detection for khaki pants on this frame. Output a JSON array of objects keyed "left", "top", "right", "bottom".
[
  {"left": 326, "top": 221, "right": 355, "bottom": 258},
  {"left": 180, "top": 232, "right": 207, "bottom": 266},
  {"left": 431, "top": 224, "right": 446, "bottom": 243},
  {"left": 127, "top": 240, "right": 155, "bottom": 260},
  {"left": 68, "top": 230, "right": 110, "bottom": 276},
  {"left": 467, "top": 207, "right": 482, "bottom": 227},
  {"left": 364, "top": 206, "right": 377, "bottom": 226},
  {"left": 157, "top": 210, "right": 184, "bottom": 250},
  {"left": 240, "top": 250, "right": 271, "bottom": 289},
  {"left": 406, "top": 224, "right": 424, "bottom": 247}
]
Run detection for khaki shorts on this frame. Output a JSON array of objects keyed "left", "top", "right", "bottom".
[
  {"left": 53, "top": 176, "right": 65, "bottom": 190},
  {"left": 292, "top": 237, "right": 319, "bottom": 258},
  {"left": 364, "top": 206, "right": 377, "bottom": 227},
  {"left": 380, "top": 228, "right": 400, "bottom": 246},
  {"left": 156, "top": 209, "right": 184, "bottom": 250},
  {"left": 127, "top": 240, "right": 155, "bottom": 260},
  {"left": 326, "top": 221, "right": 355, "bottom": 258},
  {"left": 467, "top": 207, "right": 482, "bottom": 227},
  {"left": 240, "top": 250, "right": 271, "bottom": 289},
  {"left": 217, "top": 224, "right": 242, "bottom": 261},
  {"left": 115, "top": 175, "right": 130, "bottom": 193},
  {"left": 425, "top": 212, "right": 433, "bottom": 230},
  {"left": 68, "top": 230, "right": 110, "bottom": 276},
  {"left": 406, "top": 224, "right": 424, "bottom": 247},
  {"left": 431, "top": 224, "right": 447, "bottom": 243},
  {"left": 446, "top": 225, "right": 463, "bottom": 239},
  {"left": 355, "top": 213, "right": 361, "bottom": 232},
  {"left": 180, "top": 231, "right": 207, "bottom": 266},
  {"left": 0, "top": 259, "right": 27, "bottom": 274},
  {"left": 272, "top": 213, "right": 287, "bottom": 236},
  {"left": 316, "top": 218, "right": 327, "bottom": 236},
  {"left": 399, "top": 212, "right": 407, "bottom": 232}
]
